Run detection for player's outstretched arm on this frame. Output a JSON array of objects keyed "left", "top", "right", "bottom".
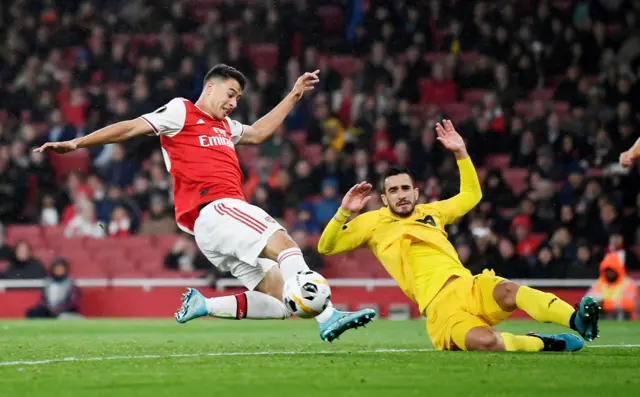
[
  {"left": 237, "top": 70, "right": 320, "bottom": 145},
  {"left": 317, "top": 182, "right": 375, "bottom": 255},
  {"left": 428, "top": 120, "right": 482, "bottom": 224},
  {"left": 33, "top": 118, "right": 153, "bottom": 154},
  {"left": 620, "top": 137, "right": 640, "bottom": 169}
]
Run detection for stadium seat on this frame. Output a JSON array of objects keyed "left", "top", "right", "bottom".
[
  {"left": 503, "top": 169, "right": 529, "bottom": 194},
  {"left": 289, "top": 130, "right": 307, "bottom": 151},
  {"left": 528, "top": 89, "right": 554, "bottom": 101},
  {"left": 483, "top": 154, "right": 511, "bottom": 169},
  {"left": 48, "top": 149, "right": 90, "bottom": 182},
  {"left": 418, "top": 79, "right": 457, "bottom": 106},
  {"left": 462, "top": 89, "right": 486, "bottom": 104},
  {"left": 514, "top": 100, "right": 533, "bottom": 117},
  {"left": 6, "top": 225, "right": 42, "bottom": 246},
  {"left": 317, "top": 6, "right": 344, "bottom": 36},
  {"left": 246, "top": 44, "right": 279, "bottom": 71},
  {"left": 423, "top": 52, "right": 447, "bottom": 63},
  {"left": 553, "top": 101, "right": 570, "bottom": 119},
  {"left": 32, "top": 248, "right": 56, "bottom": 266},
  {"left": 330, "top": 55, "right": 357, "bottom": 76},
  {"left": 154, "top": 234, "right": 182, "bottom": 251},
  {"left": 458, "top": 52, "right": 482, "bottom": 62},
  {"left": 441, "top": 103, "right": 470, "bottom": 124},
  {"left": 304, "top": 144, "right": 324, "bottom": 166},
  {"left": 237, "top": 145, "right": 259, "bottom": 166}
]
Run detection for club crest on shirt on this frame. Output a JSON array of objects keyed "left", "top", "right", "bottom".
[{"left": 265, "top": 216, "right": 276, "bottom": 223}]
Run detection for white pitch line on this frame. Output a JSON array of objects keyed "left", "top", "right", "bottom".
[
  {"left": 0, "top": 348, "right": 434, "bottom": 367},
  {"left": 1, "top": 345, "right": 638, "bottom": 367}
]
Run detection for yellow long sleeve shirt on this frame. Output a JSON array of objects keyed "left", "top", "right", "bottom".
[{"left": 317, "top": 157, "right": 482, "bottom": 314}]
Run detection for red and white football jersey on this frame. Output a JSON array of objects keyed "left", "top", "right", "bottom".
[{"left": 140, "top": 98, "right": 249, "bottom": 234}]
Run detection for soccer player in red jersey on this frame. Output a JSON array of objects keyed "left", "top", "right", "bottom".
[{"left": 35, "top": 64, "right": 375, "bottom": 342}]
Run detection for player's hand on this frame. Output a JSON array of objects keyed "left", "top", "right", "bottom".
[
  {"left": 33, "top": 140, "right": 78, "bottom": 154},
  {"left": 340, "top": 182, "right": 372, "bottom": 213},
  {"left": 620, "top": 150, "right": 634, "bottom": 169},
  {"left": 435, "top": 119, "right": 466, "bottom": 153},
  {"left": 291, "top": 70, "right": 320, "bottom": 101}
]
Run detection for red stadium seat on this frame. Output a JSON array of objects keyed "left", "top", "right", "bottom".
[
  {"left": 48, "top": 149, "right": 90, "bottom": 182},
  {"left": 462, "top": 89, "right": 486, "bottom": 104},
  {"left": 503, "top": 169, "right": 529, "bottom": 194},
  {"left": 483, "top": 154, "right": 511, "bottom": 169},
  {"left": 330, "top": 56, "right": 357, "bottom": 76},
  {"left": 6, "top": 225, "right": 42, "bottom": 246},
  {"left": 317, "top": 6, "right": 344, "bottom": 35},
  {"left": 423, "top": 53, "right": 447, "bottom": 63},
  {"left": 441, "top": 103, "right": 470, "bottom": 124},
  {"left": 304, "top": 144, "right": 324, "bottom": 166},
  {"left": 528, "top": 89, "right": 554, "bottom": 101},
  {"left": 552, "top": 101, "right": 570, "bottom": 119},
  {"left": 247, "top": 44, "right": 279, "bottom": 71},
  {"left": 514, "top": 101, "right": 533, "bottom": 117},
  {"left": 458, "top": 52, "right": 482, "bottom": 63},
  {"left": 155, "top": 234, "right": 182, "bottom": 251},
  {"left": 32, "top": 248, "right": 56, "bottom": 267},
  {"left": 289, "top": 130, "right": 307, "bottom": 151},
  {"left": 418, "top": 79, "right": 457, "bottom": 106},
  {"left": 237, "top": 145, "right": 259, "bottom": 166}
]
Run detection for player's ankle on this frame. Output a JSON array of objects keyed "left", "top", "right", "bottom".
[
  {"left": 315, "top": 306, "right": 336, "bottom": 323},
  {"left": 569, "top": 311, "right": 578, "bottom": 332}
]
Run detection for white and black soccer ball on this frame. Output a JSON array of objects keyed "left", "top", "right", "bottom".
[{"left": 282, "top": 271, "right": 331, "bottom": 318}]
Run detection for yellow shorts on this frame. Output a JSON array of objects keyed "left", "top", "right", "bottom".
[{"left": 424, "top": 269, "right": 512, "bottom": 351}]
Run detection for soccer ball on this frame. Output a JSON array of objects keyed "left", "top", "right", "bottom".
[{"left": 283, "top": 271, "right": 331, "bottom": 318}]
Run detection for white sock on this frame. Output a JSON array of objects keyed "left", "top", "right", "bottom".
[
  {"left": 277, "top": 247, "right": 309, "bottom": 281},
  {"left": 205, "top": 291, "right": 291, "bottom": 320},
  {"left": 277, "top": 247, "right": 337, "bottom": 323}
]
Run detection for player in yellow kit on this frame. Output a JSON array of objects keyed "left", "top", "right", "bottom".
[{"left": 318, "top": 120, "right": 601, "bottom": 352}]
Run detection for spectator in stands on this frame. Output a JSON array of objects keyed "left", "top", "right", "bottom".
[
  {"left": 64, "top": 199, "right": 105, "bottom": 238},
  {"left": 0, "top": 223, "right": 13, "bottom": 262},
  {"left": 107, "top": 205, "right": 132, "bottom": 237},
  {"left": 313, "top": 178, "right": 341, "bottom": 226},
  {"left": 482, "top": 168, "right": 516, "bottom": 208},
  {"left": 495, "top": 236, "right": 529, "bottom": 279},
  {"left": 139, "top": 195, "right": 176, "bottom": 235},
  {"left": 163, "top": 235, "right": 210, "bottom": 273},
  {"left": 607, "top": 228, "right": 639, "bottom": 271},
  {"left": 103, "top": 144, "right": 137, "bottom": 188},
  {"left": 39, "top": 193, "right": 60, "bottom": 226},
  {"left": 566, "top": 239, "right": 600, "bottom": 279},
  {"left": 587, "top": 252, "right": 638, "bottom": 320},
  {"left": 531, "top": 244, "right": 566, "bottom": 279},
  {"left": 3, "top": 240, "right": 46, "bottom": 279},
  {"left": 293, "top": 202, "right": 321, "bottom": 234},
  {"left": 291, "top": 229, "right": 324, "bottom": 272},
  {"left": 25, "top": 258, "right": 81, "bottom": 319}
]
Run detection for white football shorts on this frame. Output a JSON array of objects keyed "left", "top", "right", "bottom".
[{"left": 194, "top": 198, "right": 284, "bottom": 290}]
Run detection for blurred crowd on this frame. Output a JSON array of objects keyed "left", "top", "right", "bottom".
[{"left": 1, "top": 0, "right": 640, "bottom": 282}]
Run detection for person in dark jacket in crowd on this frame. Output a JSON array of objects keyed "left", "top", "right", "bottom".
[{"left": 25, "top": 258, "right": 81, "bottom": 318}]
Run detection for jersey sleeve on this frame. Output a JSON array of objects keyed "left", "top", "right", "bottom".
[
  {"left": 317, "top": 209, "right": 376, "bottom": 255},
  {"left": 226, "top": 117, "right": 248, "bottom": 144},
  {"left": 140, "top": 98, "right": 186, "bottom": 138},
  {"left": 427, "top": 157, "right": 482, "bottom": 225}
]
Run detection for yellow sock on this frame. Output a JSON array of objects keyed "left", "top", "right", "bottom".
[
  {"left": 515, "top": 286, "right": 574, "bottom": 327},
  {"left": 500, "top": 333, "right": 544, "bottom": 352}
]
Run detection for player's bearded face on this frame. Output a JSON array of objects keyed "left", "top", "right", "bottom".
[
  {"left": 382, "top": 174, "right": 419, "bottom": 217},
  {"left": 207, "top": 79, "right": 243, "bottom": 120}
]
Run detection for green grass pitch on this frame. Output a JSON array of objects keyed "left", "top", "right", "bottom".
[{"left": 0, "top": 319, "right": 638, "bottom": 396}]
